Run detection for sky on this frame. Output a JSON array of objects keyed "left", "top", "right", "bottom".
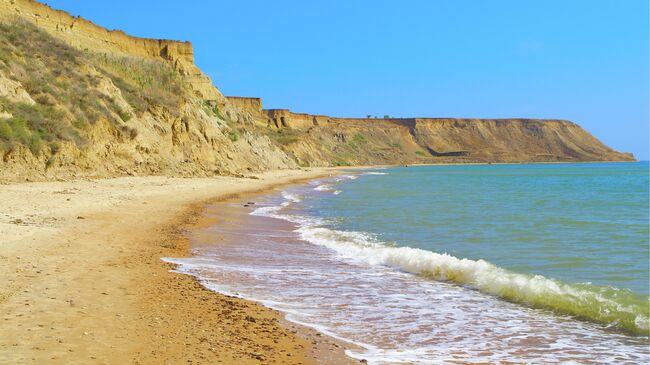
[{"left": 44, "top": 0, "right": 649, "bottom": 159}]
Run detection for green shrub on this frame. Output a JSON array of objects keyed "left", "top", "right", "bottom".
[
  {"left": 352, "top": 133, "right": 367, "bottom": 145},
  {"left": 0, "top": 21, "right": 92, "bottom": 150},
  {"left": 267, "top": 129, "right": 301, "bottom": 146},
  {"left": 333, "top": 160, "right": 350, "bottom": 167},
  {"left": 0, "top": 99, "right": 82, "bottom": 151},
  {"left": 92, "top": 53, "right": 185, "bottom": 116},
  {"left": 0, "top": 19, "right": 188, "bottom": 154},
  {"left": 347, "top": 132, "right": 368, "bottom": 151},
  {"left": 415, "top": 150, "right": 426, "bottom": 156},
  {"left": 228, "top": 130, "right": 238, "bottom": 142},
  {"left": 27, "top": 132, "right": 43, "bottom": 153},
  {"left": 0, "top": 120, "right": 13, "bottom": 140},
  {"left": 7, "top": 116, "right": 31, "bottom": 143},
  {"left": 331, "top": 156, "right": 350, "bottom": 166},
  {"left": 116, "top": 106, "right": 132, "bottom": 122},
  {"left": 0, "top": 116, "right": 42, "bottom": 153}
]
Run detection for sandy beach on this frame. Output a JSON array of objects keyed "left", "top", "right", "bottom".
[{"left": 0, "top": 169, "right": 356, "bottom": 364}]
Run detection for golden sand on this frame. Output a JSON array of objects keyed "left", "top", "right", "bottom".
[{"left": 0, "top": 170, "right": 356, "bottom": 364}]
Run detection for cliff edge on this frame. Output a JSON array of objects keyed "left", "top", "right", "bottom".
[{"left": 0, "top": 0, "right": 635, "bottom": 181}]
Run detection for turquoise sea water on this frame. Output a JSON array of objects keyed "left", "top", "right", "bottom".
[
  {"left": 169, "top": 162, "right": 650, "bottom": 363},
  {"left": 311, "top": 162, "right": 649, "bottom": 296}
]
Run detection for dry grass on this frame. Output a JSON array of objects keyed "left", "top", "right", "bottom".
[
  {"left": 0, "top": 19, "right": 187, "bottom": 154},
  {"left": 92, "top": 53, "right": 186, "bottom": 116},
  {"left": 266, "top": 128, "right": 301, "bottom": 146}
]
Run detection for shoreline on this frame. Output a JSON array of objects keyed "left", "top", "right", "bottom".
[
  {"left": 172, "top": 166, "right": 650, "bottom": 363},
  {"left": 0, "top": 169, "right": 358, "bottom": 364},
  {"left": 352, "top": 159, "right": 641, "bottom": 170}
]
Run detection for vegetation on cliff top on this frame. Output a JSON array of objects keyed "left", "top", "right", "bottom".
[{"left": 0, "top": 19, "right": 187, "bottom": 154}]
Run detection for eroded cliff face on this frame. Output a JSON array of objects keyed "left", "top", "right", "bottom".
[
  {"left": 234, "top": 101, "right": 634, "bottom": 166},
  {"left": 0, "top": 0, "right": 635, "bottom": 181},
  {"left": 0, "top": 3, "right": 296, "bottom": 182}
]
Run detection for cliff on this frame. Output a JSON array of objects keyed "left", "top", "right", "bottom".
[
  {"left": 261, "top": 117, "right": 634, "bottom": 167},
  {"left": 0, "top": 0, "right": 252, "bottom": 109},
  {"left": 0, "top": 0, "right": 635, "bottom": 181},
  {"left": 225, "top": 100, "right": 634, "bottom": 165}
]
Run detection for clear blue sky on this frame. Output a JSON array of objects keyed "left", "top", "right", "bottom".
[{"left": 45, "top": 0, "right": 649, "bottom": 159}]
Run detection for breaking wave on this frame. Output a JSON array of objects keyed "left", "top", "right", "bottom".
[
  {"left": 314, "top": 184, "right": 342, "bottom": 195},
  {"left": 363, "top": 172, "right": 388, "bottom": 176},
  {"left": 257, "top": 190, "right": 650, "bottom": 336}
]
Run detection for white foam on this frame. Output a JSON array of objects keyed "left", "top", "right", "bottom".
[
  {"left": 313, "top": 184, "right": 343, "bottom": 195},
  {"left": 314, "top": 184, "right": 333, "bottom": 191},
  {"left": 281, "top": 191, "right": 302, "bottom": 203},
  {"left": 363, "top": 172, "right": 388, "bottom": 175},
  {"left": 165, "top": 240, "right": 649, "bottom": 365},
  {"left": 169, "top": 181, "right": 649, "bottom": 364},
  {"left": 250, "top": 205, "right": 282, "bottom": 215},
  {"left": 251, "top": 181, "right": 650, "bottom": 336},
  {"left": 296, "top": 226, "right": 649, "bottom": 333},
  {"left": 343, "top": 175, "right": 359, "bottom": 180}
]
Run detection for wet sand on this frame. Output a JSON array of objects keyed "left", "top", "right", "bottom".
[{"left": 0, "top": 170, "right": 356, "bottom": 364}]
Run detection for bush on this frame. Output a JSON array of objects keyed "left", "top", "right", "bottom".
[
  {"left": 0, "top": 19, "right": 187, "bottom": 154},
  {"left": 348, "top": 133, "right": 368, "bottom": 152},
  {"left": 331, "top": 156, "right": 350, "bottom": 166},
  {"left": 0, "top": 20, "right": 91, "bottom": 150},
  {"left": 0, "top": 120, "right": 13, "bottom": 140},
  {"left": 0, "top": 116, "right": 42, "bottom": 153},
  {"left": 228, "top": 130, "right": 238, "bottom": 142},
  {"left": 267, "top": 129, "right": 300, "bottom": 146},
  {"left": 92, "top": 53, "right": 185, "bottom": 116},
  {"left": 0, "top": 99, "right": 82, "bottom": 152},
  {"left": 352, "top": 133, "right": 367, "bottom": 145}
]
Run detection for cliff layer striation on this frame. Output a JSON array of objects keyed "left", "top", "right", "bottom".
[{"left": 0, "top": 0, "right": 635, "bottom": 181}]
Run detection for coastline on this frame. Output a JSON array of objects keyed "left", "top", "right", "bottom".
[
  {"left": 172, "top": 165, "right": 649, "bottom": 363},
  {"left": 0, "top": 169, "right": 357, "bottom": 364},
  {"left": 354, "top": 160, "right": 640, "bottom": 169}
]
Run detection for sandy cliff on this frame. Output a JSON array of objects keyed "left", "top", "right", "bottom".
[
  {"left": 0, "top": 0, "right": 635, "bottom": 181},
  {"left": 235, "top": 98, "right": 634, "bottom": 165}
]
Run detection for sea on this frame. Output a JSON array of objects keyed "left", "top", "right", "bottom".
[{"left": 166, "top": 162, "right": 650, "bottom": 364}]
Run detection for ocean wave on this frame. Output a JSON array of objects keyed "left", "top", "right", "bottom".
[
  {"left": 295, "top": 226, "right": 650, "bottom": 335},
  {"left": 314, "top": 184, "right": 333, "bottom": 191},
  {"left": 363, "top": 172, "right": 388, "bottom": 175},
  {"left": 314, "top": 184, "right": 341, "bottom": 194},
  {"left": 250, "top": 186, "right": 650, "bottom": 335},
  {"left": 281, "top": 191, "right": 302, "bottom": 203},
  {"left": 250, "top": 205, "right": 283, "bottom": 215}
]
